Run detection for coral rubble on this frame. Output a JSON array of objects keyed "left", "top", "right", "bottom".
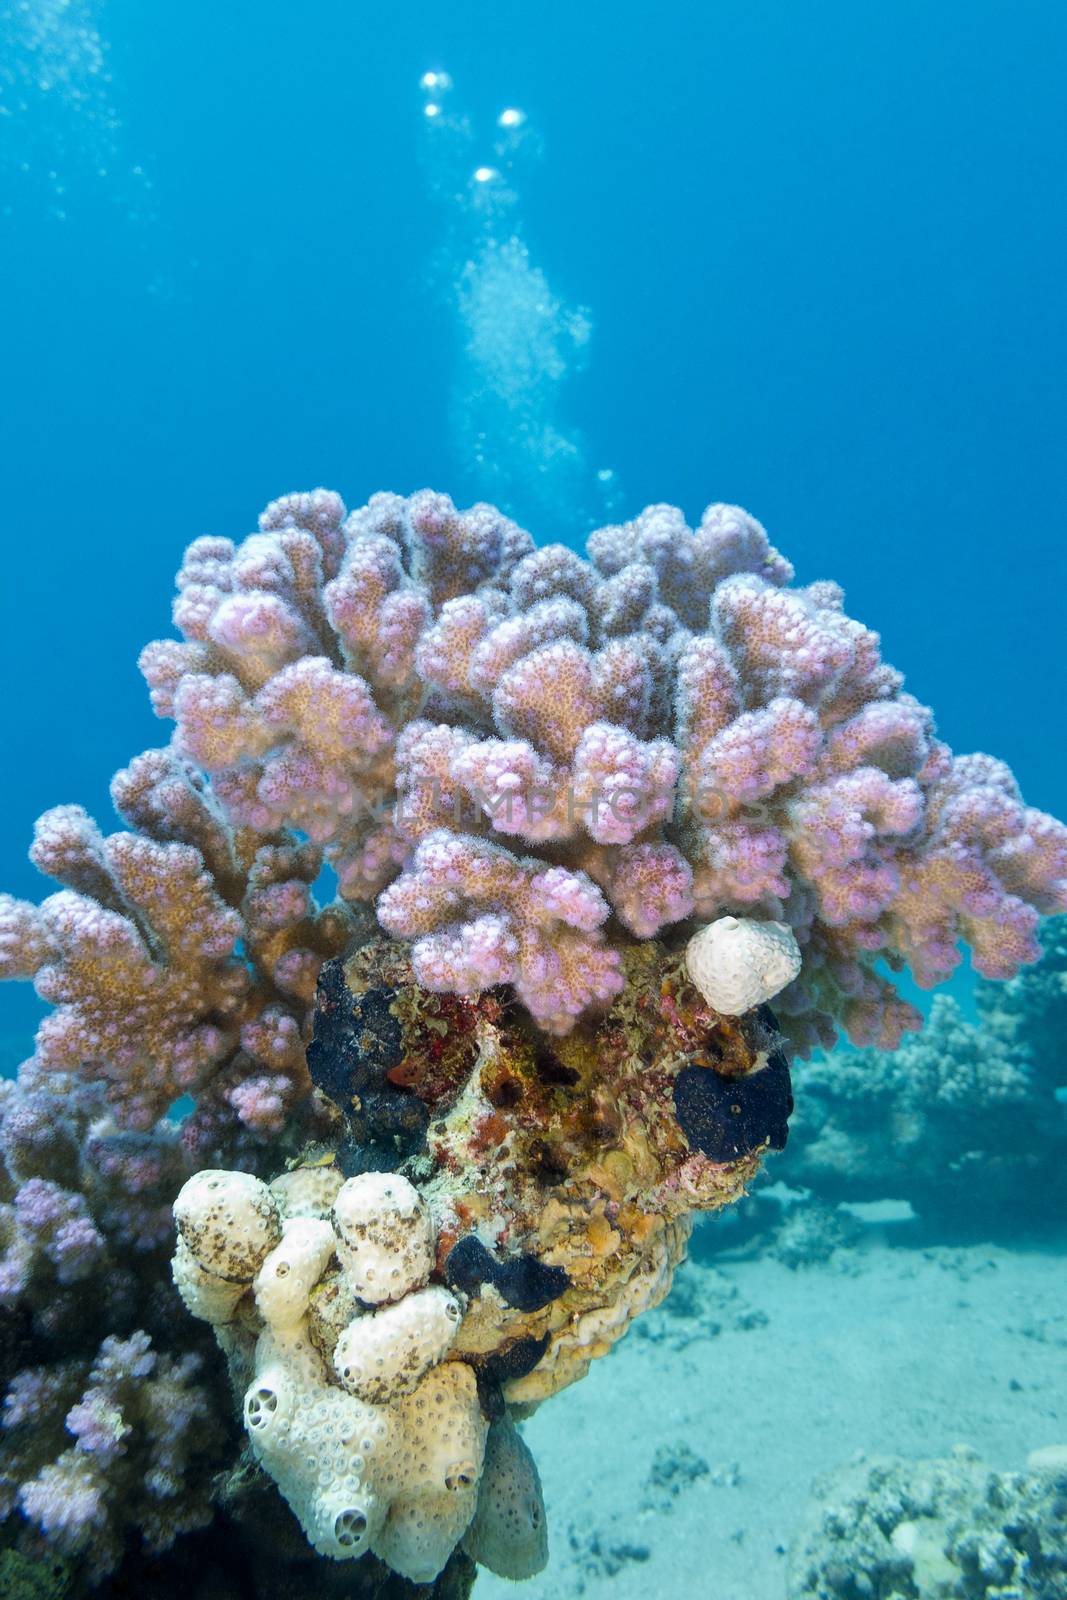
[
  {"left": 0, "top": 486, "right": 1064, "bottom": 1588},
  {"left": 789, "top": 1445, "right": 1067, "bottom": 1598}
]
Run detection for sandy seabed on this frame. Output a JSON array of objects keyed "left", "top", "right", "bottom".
[{"left": 475, "top": 1236, "right": 1067, "bottom": 1600}]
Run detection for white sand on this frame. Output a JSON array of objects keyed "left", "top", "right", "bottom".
[{"left": 475, "top": 1238, "right": 1067, "bottom": 1599}]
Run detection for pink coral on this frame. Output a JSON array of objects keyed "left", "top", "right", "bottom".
[
  {"left": 378, "top": 830, "right": 624, "bottom": 1032},
  {"left": 10, "top": 822, "right": 249, "bottom": 1130},
  {"left": 2, "top": 486, "right": 1065, "bottom": 1070}
]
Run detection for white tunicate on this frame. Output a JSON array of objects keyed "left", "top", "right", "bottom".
[
  {"left": 242, "top": 1341, "right": 387, "bottom": 1561},
  {"left": 331, "top": 1171, "right": 434, "bottom": 1305},
  {"left": 333, "top": 1285, "right": 461, "bottom": 1403},
  {"left": 270, "top": 1164, "right": 344, "bottom": 1221},
  {"left": 243, "top": 1359, "right": 300, "bottom": 1444},
  {"left": 254, "top": 1216, "right": 336, "bottom": 1329},
  {"left": 174, "top": 1169, "right": 282, "bottom": 1281},
  {"left": 373, "top": 1364, "right": 487, "bottom": 1583},
  {"left": 242, "top": 1324, "right": 485, "bottom": 1579},
  {"left": 173, "top": 1163, "right": 498, "bottom": 1582},
  {"left": 685, "top": 915, "right": 802, "bottom": 1015},
  {"left": 170, "top": 1237, "right": 246, "bottom": 1326}
]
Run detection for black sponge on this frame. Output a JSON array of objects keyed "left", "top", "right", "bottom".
[
  {"left": 444, "top": 1235, "right": 570, "bottom": 1313},
  {"left": 306, "top": 959, "right": 428, "bottom": 1170},
  {"left": 673, "top": 1050, "right": 793, "bottom": 1160}
]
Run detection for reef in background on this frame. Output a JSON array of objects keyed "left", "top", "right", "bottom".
[
  {"left": 767, "top": 915, "right": 1067, "bottom": 1235},
  {"left": 789, "top": 1445, "right": 1067, "bottom": 1598}
]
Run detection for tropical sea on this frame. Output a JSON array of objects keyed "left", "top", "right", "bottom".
[{"left": 1, "top": 3, "right": 1065, "bottom": 1597}]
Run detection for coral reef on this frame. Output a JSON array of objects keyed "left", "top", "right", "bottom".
[
  {"left": 765, "top": 1199, "right": 860, "bottom": 1269},
  {"left": 633, "top": 1258, "right": 769, "bottom": 1352},
  {"left": 0, "top": 485, "right": 1064, "bottom": 1587},
  {"left": 306, "top": 940, "right": 781, "bottom": 1406},
  {"left": 1, "top": 1330, "right": 220, "bottom": 1580},
  {"left": 789, "top": 1444, "right": 1067, "bottom": 1598},
  {"left": 0, "top": 1063, "right": 478, "bottom": 1598},
  {"left": 786, "top": 916, "right": 1067, "bottom": 1225},
  {"left": 0, "top": 1548, "right": 74, "bottom": 1600},
  {"left": 641, "top": 1442, "right": 711, "bottom": 1513},
  {"left": 0, "top": 753, "right": 359, "bottom": 1148}
]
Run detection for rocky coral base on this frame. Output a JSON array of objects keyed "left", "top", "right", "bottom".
[
  {"left": 164, "top": 933, "right": 792, "bottom": 1586},
  {"left": 789, "top": 1446, "right": 1067, "bottom": 1599},
  {"left": 1, "top": 924, "right": 793, "bottom": 1593},
  {"left": 302, "top": 934, "right": 788, "bottom": 1407}
]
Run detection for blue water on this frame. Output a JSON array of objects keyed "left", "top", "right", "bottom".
[{"left": 2, "top": 0, "right": 1065, "bottom": 1053}]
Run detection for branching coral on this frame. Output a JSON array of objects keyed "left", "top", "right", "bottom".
[
  {"left": 137, "top": 494, "right": 1067, "bottom": 1052},
  {"left": 6, "top": 487, "right": 1059, "bottom": 1066},
  {"left": 2, "top": 1330, "right": 220, "bottom": 1581},
  {"left": 0, "top": 746, "right": 356, "bottom": 1143},
  {"left": 0, "top": 1071, "right": 188, "bottom": 1336},
  {"left": 0, "top": 1070, "right": 235, "bottom": 1584}
]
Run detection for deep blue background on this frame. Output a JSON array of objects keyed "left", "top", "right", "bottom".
[{"left": 2, "top": 0, "right": 1065, "bottom": 1050}]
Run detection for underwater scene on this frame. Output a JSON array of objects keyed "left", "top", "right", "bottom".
[{"left": 2, "top": 2, "right": 1066, "bottom": 1597}]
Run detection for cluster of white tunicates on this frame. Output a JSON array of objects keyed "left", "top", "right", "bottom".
[{"left": 172, "top": 1165, "right": 546, "bottom": 1583}]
